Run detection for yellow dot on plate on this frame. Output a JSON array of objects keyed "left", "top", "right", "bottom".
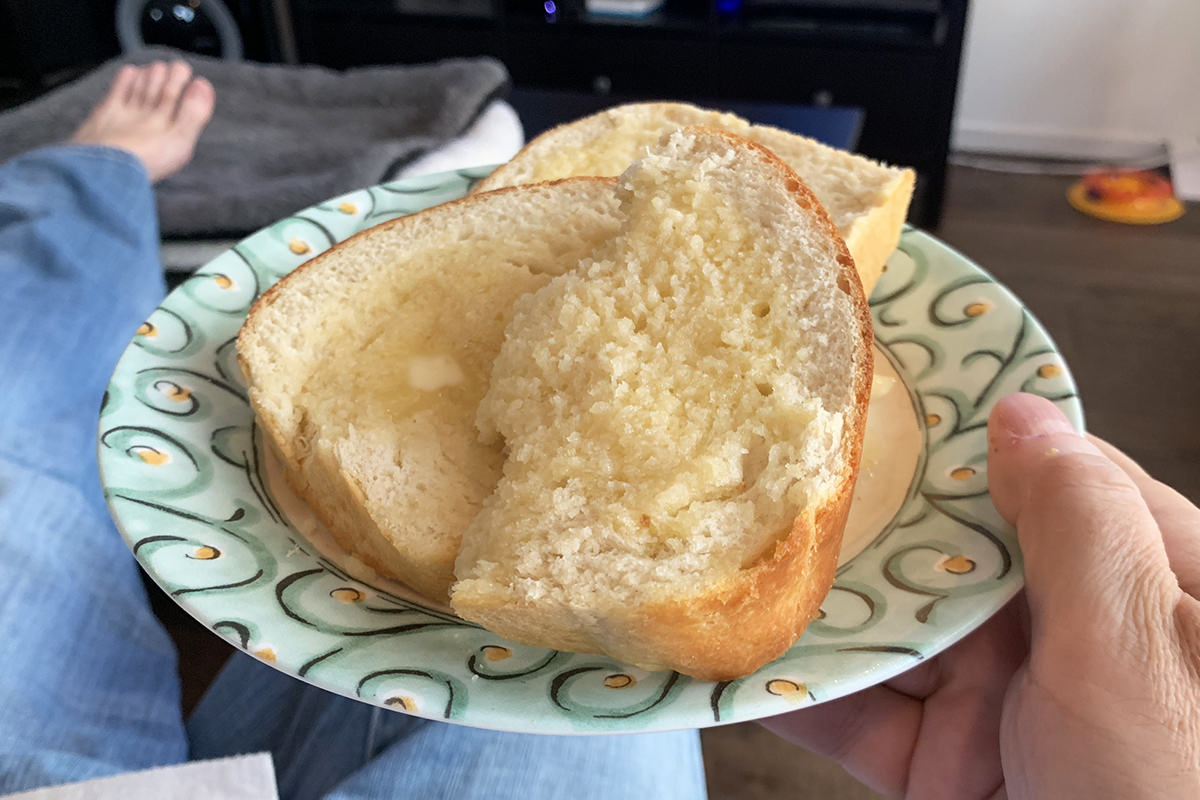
[
  {"left": 339, "top": 201, "right": 358, "bottom": 214},
  {"left": 603, "top": 674, "right": 636, "bottom": 689},
  {"left": 950, "top": 467, "right": 976, "bottom": 481},
  {"left": 941, "top": 555, "right": 976, "bottom": 574},
  {"left": 766, "top": 679, "right": 806, "bottom": 699},
  {"left": 289, "top": 238, "right": 310, "bottom": 255},
  {"left": 213, "top": 274, "right": 235, "bottom": 290},
  {"left": 163, "top": 383, "right": 191, "bottom": 402},
  {"left": 964, "top": 302, "right": 991, "bottom": 317},
  {"left": 134, "top": 447, "right": 169, "bottom": 466},
  {"left": 385, "top": 696, "right": 417, "bottom": 711},
  {"left": 925, "top": 413, "right": 942, "bottom": 426},
  {"left": 192, "top": 546, "right": 220, "bottom": 560},
  {"left": 482, "top": 645, "right": 511, "bottom": 662},
  {"left": 1038, "top": 364, "right": 1063, "bottom": 379},
  {"left": 330, "top": 587, "right": 363, "bottom": 603},
  {"left": 254, "top": 647, "right": 277, "bottom": 662},
  {"left": 136, "top": 321, "right": 157, "bottom": 338}
]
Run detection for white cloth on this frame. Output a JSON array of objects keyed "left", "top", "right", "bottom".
[
  {"left": 0, "top": 754, "right": 277, "bottom": 800},
  {"left": 392, "top": 98, "right": 524, "bottom": 179}
]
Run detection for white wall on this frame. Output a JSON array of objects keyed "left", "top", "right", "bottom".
[{"left": 952, "top": 0, "right": 1200, "bottom": 160}]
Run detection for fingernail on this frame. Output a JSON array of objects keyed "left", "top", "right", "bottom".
[{"left": 988, "top": 393, "right": 1089, "bottom": 451}]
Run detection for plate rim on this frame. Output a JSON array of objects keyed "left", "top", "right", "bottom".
[{"left": 97, "top": 168, "right": 1082, "bottom": 734}]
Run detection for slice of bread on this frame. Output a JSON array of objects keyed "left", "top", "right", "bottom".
[
  {"left": 237, "top": 179, "right": 621, "bottom": 602},
  {"left": 474, "top": 101, "right": 914, "bottom": 296},
  {"left": 451, "top": 127, "right": 874, "bottom": 681}
]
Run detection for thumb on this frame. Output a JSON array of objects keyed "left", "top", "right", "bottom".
[{"left": 987, "top": 394, "right": 1178, "bottom": 639}]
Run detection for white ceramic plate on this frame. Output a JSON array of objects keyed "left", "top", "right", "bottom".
[{"left": 98, "top": 167, "right": 1081, "bottom": 734}]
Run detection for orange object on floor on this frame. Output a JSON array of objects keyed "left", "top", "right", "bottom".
[{"left": 1068, "top": 169, "right": 1185, "bottom": 224}]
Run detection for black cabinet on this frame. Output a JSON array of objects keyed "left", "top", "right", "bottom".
[{"left": 291, "top": 0, "right": 969, "bottom": 228}]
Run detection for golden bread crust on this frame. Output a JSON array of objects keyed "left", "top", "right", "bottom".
[{"left": 843, "top": 167, "right": 916, "bottom": 295}]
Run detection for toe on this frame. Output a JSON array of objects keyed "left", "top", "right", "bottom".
[
  {"left": 161, "top": 60, "right": 194, "bottom": 112},
  {"left": 108, "top": 64, "right": 139, "bottom": 106},
  {"left": 129, "top": 65, "right": 152, "bottom": 107},
  {"left": 174, "top": 77, "right": 216, "bottom": 135},
  {"left": 142, "top": 61, "right": 170, "bottom": 107}
]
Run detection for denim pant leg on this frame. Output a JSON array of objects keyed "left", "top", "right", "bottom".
[
  {"left": 324, "top": 709, "right": 707, "bottom": 800},
  {"left": 0, "top": 146, "right": 188, "bottom": 792},
  {"left": 188, "top": 653, "right": 707, "bottom": 800}
]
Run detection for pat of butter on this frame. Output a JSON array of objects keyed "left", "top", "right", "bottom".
[{"left": 407, "top": 355, "right": 464, "bottom": 392}]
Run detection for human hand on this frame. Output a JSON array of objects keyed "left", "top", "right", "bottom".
[{"left": 762, "top": 392, "right": 1200, "bottom": 799}]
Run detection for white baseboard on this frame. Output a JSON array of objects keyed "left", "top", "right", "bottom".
[{"left": 952, "top": 122, "right": 1168, "bottom": 163}]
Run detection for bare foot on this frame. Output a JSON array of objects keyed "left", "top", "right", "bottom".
[{"left": 71, "top": 60, "right": 215, "bottom": 183}]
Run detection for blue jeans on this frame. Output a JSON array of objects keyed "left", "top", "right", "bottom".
[{"left": 0, "top": 145, "right": 707, "bottom": 799}]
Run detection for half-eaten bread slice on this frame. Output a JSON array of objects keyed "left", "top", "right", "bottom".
[{"left": 451, "top": 127, "right": 874, "bottom": 681}]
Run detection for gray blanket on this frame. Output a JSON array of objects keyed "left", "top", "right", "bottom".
[{"left": 0, "top": 48, "right": 509, "bottom": 236}]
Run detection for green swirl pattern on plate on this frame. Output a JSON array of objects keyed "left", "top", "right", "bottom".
[{"left": 99, "top": 170, "right": 1081, "bottom": 734}]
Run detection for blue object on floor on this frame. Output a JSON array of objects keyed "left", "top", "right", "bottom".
[{"left": 507, "top": 86, "right": 864, "bottom": 152}]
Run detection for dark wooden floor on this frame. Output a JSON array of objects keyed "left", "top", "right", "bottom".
[
  {"left": 936, "top": 165, "right": 1200, "bottom": 503},
  {"left": 150, "top": 164, "right": 1199, "bottom": 796}
]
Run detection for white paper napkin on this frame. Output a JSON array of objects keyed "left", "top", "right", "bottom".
[{"left": 0, "top": 752, "right": 278, "bottom": 800}]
